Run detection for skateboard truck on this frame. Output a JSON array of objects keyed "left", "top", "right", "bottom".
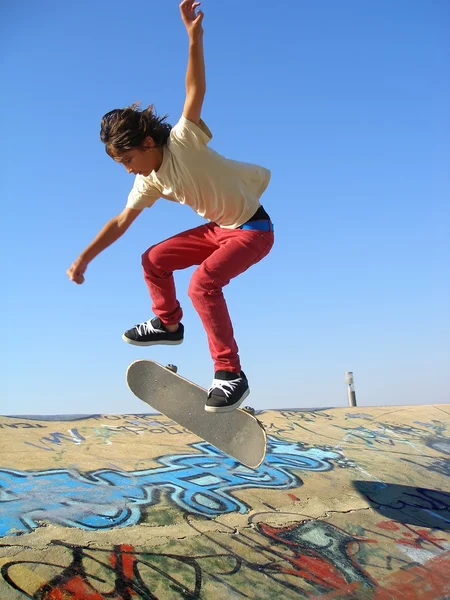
[{"left": 165, "top": 364, "right": 178, "bottom": 374}]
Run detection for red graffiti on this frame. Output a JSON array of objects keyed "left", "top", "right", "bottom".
[
  {"left": 307, "top": 551, "right": 450, "bottom": 600},
  {"left": 41, "top": 576, "right": 106, "bottom": 600},
  {"left": 377, "top": 520, "right": 447, "bottom": 550},
  {"left": 37, "top": 545, "right": 138, "bottom": 600},
  {"left": 259, "top": 521, "right": 377, "bottom": 591}
]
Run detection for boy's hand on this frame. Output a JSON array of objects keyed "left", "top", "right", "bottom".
[
  {"left": 67, "top": 257, "right": 88, "bottom": 284},
  {"left": 180, "top": 0, "right": 204, "bottom": 38}
]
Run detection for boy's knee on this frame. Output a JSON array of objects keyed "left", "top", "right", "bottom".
[
  {"left": 142, "top": 244, "right": 162, "bottom": 271},
  {"left": 188, "top": 268, "right": 219, "bottom": 300}
]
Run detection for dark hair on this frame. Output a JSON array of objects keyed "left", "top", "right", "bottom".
[{"left": 100, "top": 102, "right": 172, "bottom": 158}]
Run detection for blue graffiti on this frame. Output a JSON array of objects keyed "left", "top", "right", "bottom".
[
  {"left": 0, "top": 439, "right": 341, "bottom": 537},
  {"left": 345, "top": 413, "right": 373, "bottom": 420}
]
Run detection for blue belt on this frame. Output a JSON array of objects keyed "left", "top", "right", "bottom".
[{"left": 238, "top": 220, "right": 274, "bottom": 232}]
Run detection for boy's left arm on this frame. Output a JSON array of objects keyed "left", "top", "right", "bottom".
[{"left": 180, "top": 0, "right": 205, "bottom": 125}]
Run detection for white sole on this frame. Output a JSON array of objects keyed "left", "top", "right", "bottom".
[
  {"left": 204, "top": 388, "right": 250, "bottom": 413},
  {"left": 122, "top": 335, "right": 183, "bottom": 347}
]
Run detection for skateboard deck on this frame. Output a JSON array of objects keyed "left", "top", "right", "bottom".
[{"left": 126, "top": 359, "right": 267, "bottom": 468}]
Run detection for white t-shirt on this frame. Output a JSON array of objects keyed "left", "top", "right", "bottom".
[{"left": 126, "top": 116, "right": 271, "bottom": 229}]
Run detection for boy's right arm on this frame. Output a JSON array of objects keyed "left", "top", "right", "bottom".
[{"left": 67, "top": 207, "right": 142, "bottom": 284}]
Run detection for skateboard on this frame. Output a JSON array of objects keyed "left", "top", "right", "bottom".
[{"left": 126, "top": 359, "right": 267, "bottom": 468}]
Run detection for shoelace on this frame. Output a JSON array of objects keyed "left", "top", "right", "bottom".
[
  {"left": 135, "top": 320, "right": 164, "bottom": 336},
  {"left": 208, "top": 377, "right": 241, "bottom": 399}
]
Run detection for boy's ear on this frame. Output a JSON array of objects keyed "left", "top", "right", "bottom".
[{"left": 142, "top": 136, "right": 156, "bottom": 150}]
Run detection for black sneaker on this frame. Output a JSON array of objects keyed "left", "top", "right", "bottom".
[
  {"left": 205, "top": 371, "right": 250, "bottom": 413},
  {"left": 122, "top": 317, "right": 184, "bottom": 346}
]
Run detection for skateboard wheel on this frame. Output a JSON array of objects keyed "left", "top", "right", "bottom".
[
  {"left": 243, "top": 406, "right": 255, "bottom": 416},
  {"left": 165, "top": 364, "right": 178, "bottom": 373}
]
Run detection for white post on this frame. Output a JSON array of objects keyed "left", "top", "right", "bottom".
[{"left": 345, "top": 372, "right": 357, "bottom": 407}]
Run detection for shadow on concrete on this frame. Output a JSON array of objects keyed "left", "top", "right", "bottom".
[{"left": 353, "top": 481, "right": 450, "bottom": 530}]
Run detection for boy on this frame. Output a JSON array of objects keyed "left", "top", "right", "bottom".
[{"left": 67, "top": 1, "right": 274, "bottom": 413}]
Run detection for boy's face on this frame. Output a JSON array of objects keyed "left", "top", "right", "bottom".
[{"left": 113, "top": 137, "right": 163, "bottom": 177}]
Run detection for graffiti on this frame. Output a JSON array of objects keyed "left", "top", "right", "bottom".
[
  {"left": 0, "top": 521, "right": 379, "bottom": 599},
  {"left": 345, "top": 412, "right": 374, "bottom": 419},
  {"left": 383, "top": 422, "right": 450, "bottom": 458},
  {"left": 333, "top": 425, "right": 400, "bottom": 448},
  {"left": 426, "top": 436, "right": 450, "bottom": 455},
  {"left": 0, "top": 422, "right": 47, "bottom": 429},
  {"left": 0, "top": 520, "right": 431, "bottom": 600},
  {"left": 276, "top": 517, "right": 370, "bottom": 585},
  {"left": 2, "top": 542, "right": 202, "bottom": 600},
  {"left": 3, "top": 519, "right": 450, "bottom": 600},
  {"left": 20, "top": 420, "right": 189, "bottom": 454},
  {"left": 6, "top": 412, "right": 449, "bottom": 454},
  {"left": 402, "top": 456, "right": 450, "bottom": 478},
  {"left": 414, "top": 420, "right": 448, "bottom": 436},
  {"left": 1, "top": 408, "right": 449, "bottom": 599},
  {"left": 345, "top": 518, "right": 450, "bottom": 577},
  {"left": 24, "top": 428, "right": 86, "bottom": 451},
  {"left": 184, "top": 512, "right": 448, "bottom": 596},
  {"left": 264, "top": 410, "right": 337, "bottom": 438},
  {"left": 0, "top": 439, "right": 343, "bottom": 537},
  {"left": 377, "top": 520, "right": 447, "bottom": 551},
  {"left": 258, "top": 519, "right": 377, "bottom": 592},
  {"left": 279, "top": 410, "right": 335, "bottom": 421},
  {"left": 333, "top": 420, "right": 450, "bottom": 455},
  {"left": 99, "top": 420, "right": 188, "bottom": 436}
]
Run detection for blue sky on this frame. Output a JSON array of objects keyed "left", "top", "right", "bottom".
[{"left": 2, "top": 0, "right": 449, "bottom": 415}]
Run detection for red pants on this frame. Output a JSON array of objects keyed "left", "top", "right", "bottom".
[{"left": 141, "top": 222, "right": 274, "bottom": 373}]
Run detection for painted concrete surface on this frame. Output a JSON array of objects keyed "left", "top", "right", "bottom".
[{"left": 0, "top": 405, "right": 449, "bottom": 599}]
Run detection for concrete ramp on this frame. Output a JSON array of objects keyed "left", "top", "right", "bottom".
[{"left": 1, "top": 405, "right": 449, "bottom": 599}]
